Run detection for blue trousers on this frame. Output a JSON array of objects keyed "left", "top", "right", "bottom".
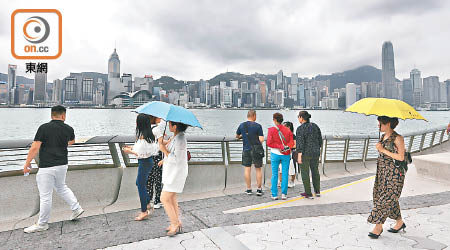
[
  {"left": 136, "top": 157, "right": 153, "bottom": 212},
  {"left": 271, "top": 153, "right": 291, "bottom": 197}
]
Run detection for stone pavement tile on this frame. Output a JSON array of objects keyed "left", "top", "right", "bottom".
[
  {"left": 282, "top": 228, "right": 310, "bottom": 239},
  {"left": 0, "top": 231, "right": 10, "bottom": 246},
  {"left": 180, "top": 231, "right": 219, "bottom": 250},
  {"left": 61, "top": 213, "right": 108, "bottom": 234},
  {"left": 259, "top": 240, "right": 284, "bottom": 250},
  {"left": 109, "top": 233, "right": 194, "bottom": 250},
  {"left": 4, "top": 222, "right": 62, "bottom": 249},
  {"left": 258, "top": 229, "right": 291, "bottom": 243},
  {"left": 282, "top": 238, "right": 316, "bottom": 250},
  {"left": 428, "top": 232, "right": 450, "bottom": 246},
  {"left": 406, "top": 236, "right": 447, "bottom": 250},
  {"left": 235, "top": 232, "right": 266, "bottom": 250},
  {"left": 336, "top": 246, "right": 371, "bottom": 250},
  {"left": 222, "top": 225, "right": 245, "bottom": 237}
]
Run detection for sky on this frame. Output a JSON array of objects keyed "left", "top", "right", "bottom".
[{"left": 0, "top": 0, "right": 449, "bottom": 82}]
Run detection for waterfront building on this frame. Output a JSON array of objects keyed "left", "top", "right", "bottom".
[
  {"left": 346, "top": 83, "right": 357, "bottom": 108},
  {"left": 382, "top": 41, "right": 396, "bottom": 99}
]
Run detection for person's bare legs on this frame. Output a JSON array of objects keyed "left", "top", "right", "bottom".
[
  {"left": 172, "top": 194, "right": 181, "bottom": 226},
  {"left": 371, "top": 224, "right": 383, "bottom": 234},
  {"left": 161, "top": 191, "right": 178, "bottom": 231},
  {"left": 255, "top": 167, "right": 262, "bottom": 188},
  {"left": 393, "top": 218, "right": 404, "bottom": 229},
  {"left": 244, "top": 166, "right": 252, "bottom": 189}
]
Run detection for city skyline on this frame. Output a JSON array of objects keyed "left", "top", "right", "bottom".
[{"left": 1, "top": 0, "right": 450, "bottom": 81}]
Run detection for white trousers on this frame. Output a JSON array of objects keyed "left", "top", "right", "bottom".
[{"left": 36, "top": 165, "right": 81, "bottom": 225}]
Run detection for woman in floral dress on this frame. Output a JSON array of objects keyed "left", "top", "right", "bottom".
[{"left": 367, "top": 116, "right": 407, "bottom": 239}]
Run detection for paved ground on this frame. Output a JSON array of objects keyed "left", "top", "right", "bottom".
[
  {"left": 105, "top": 203, "right": 450, "bottom": 250},
  {"left": 2, "top": 171, "right": 450, "bottom": 250}
]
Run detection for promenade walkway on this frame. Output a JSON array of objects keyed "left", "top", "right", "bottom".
[{"left": 1, "top": 162, "right": 450, "bottom": 250}]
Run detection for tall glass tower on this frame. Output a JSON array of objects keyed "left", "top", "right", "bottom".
[{"left": 382, "top": 41, "right": 396, "bottom": 99}]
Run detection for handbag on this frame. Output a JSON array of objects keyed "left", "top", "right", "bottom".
[
  {"left": 244, "top": 122, "right": 265, "bottom": 158},
  {"left": 388, "top": 137, "right": 412, "bottom": 173},
  {"left": 275, "top": 126, "right": 291, "bottom": 153}
]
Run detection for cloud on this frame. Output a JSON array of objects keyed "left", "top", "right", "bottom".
[{"left": 0, "top": 0, "right": 449, "bottom": 82}]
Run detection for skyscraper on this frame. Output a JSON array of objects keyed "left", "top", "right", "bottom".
[
  {"left": 346, "top": 83, "right": 357, "bottom": 108},
  {"left": 8, "top": 64, "right": 17, "bottom": 105},
  {"left": 382, "top": 41, "right": 396, "bottom": 99},
  {"left": 107, "top": 48, "right": 121, "bottom": 104},
  {"left": 402, "top": 79, "right": 413, "bottom": 105},
  {"left": 410, "top": 69, "right": 422, "bottom": 107},
  {"left": 277, "top": 70, "right": 283, "bottom": 90},
  {"left": 34, "top": 72, "right": 47, "bottom": 104}
]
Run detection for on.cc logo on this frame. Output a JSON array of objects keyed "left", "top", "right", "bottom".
[{"left": 23, "top": 16, "right": 50, "bottom": 44}]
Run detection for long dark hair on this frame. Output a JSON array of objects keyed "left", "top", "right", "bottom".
[{"left": 136, "top": 113, "right": 155, "bottom": 143}]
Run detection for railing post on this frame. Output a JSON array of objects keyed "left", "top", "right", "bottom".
[
  {"left": 108, "top": 142, "right": 121, "bottom": 168},
  {"left": 222, "top": 140, "right": 228, "bottom": 190},
  {"left": 408, "top": 135, "right": 414, "bottom": 152},
  {"left": 362, "top": 138, "right": 369, "bottom": 168},
  {"left": 322, "top": 139, "right": 328, "bottom": 176},
  {"left": 118, "top": 142, "right": 130, "bottom": 167},
  {"left": 430, "top": 131, "right": 437, "bottom": 148},
  {"left": 419, "top": 133, "right": 426, "bottom": 151},
  {"left": 343, "top": 138, "right": 350, "bottom": 173},
  {"left": 439, "top": 130, "right": 445, "bottom": 144}
]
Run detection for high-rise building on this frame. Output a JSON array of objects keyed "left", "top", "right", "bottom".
[
  {"left": 221, "top": 87, "right": 233, "bottom": 107},
  {"left": 122, "top": 73, "right": 133, "bottom": 92},
  {"left": 346, "top": 83, "right": 357, "bottom": 108},
  {"left": 423, "top": 76, "right": 439, "bottom": 103},
  {"left": 381, "top": 41, "right": 396, "bottom": 99},
  {"left": 259, "top": 81, "right": 267, "bottom": 105},
  {"left": 230, "top": 80, "right": 239, "bottom": 90},
  {"left": 410, "top": 69, "right": 422, "bottom": 107},
  {"left": 64, "top": 77, "right": 77, "bottom": 103},
  {"left": 439, "top": 82, "right": 447, "bottom": 106},
  {"left": 52, "top": 79, "right": 62, "bottom": 104},
  {"left": 277, "top": 70, "right": 283, "bottom": 90},
  {"left": 291, "top": 73, "right": 298, "bottom": 102},
  {"left": 199, "top": 79, "right": 209, "bottom": 104},
  {"left": 445, "top": 80, "right": 450, "bottom": 107},
  {"left": 298, "top": 83, "right": 305, "bottom": 107},
  {"left": 81, "top": 78, "right": 94, "bottom": 102},
  {"left": 210, "top": 85, "right": 220, "bottom": 106},
  {"left": 402, "top": 79, "right": 413, "bottom": 105},
  {"left": 241, "top": 82, "right": 248, "bottom": 91},
  {"left": 107, "top": 48, "right": 121, "bottom": 104},
  {"left": 270, "top": 80, "right": 276, "bottom": 91},
  {"left": 8, "top": 64, "right": 18, "bottom": 105},
  {"left": 0, "top": 82, "right": 7, "bottom": 104},
  {"left": 33, "top": 72, "right": 47, "bottom": 104}
]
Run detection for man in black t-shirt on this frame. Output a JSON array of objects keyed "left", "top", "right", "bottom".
[
  {"left": 236, "top": 110, "right": 265, "bottom": 196},
  {"left": 23, "top": 106, "right": 84, "bottom": 233}
]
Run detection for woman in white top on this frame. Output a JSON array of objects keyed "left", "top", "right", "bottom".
[
  {"left": 158, "top": 121, "right": 188, "bottom": 236},
  {"left": 122, "top": 114, "right": 159, "bottom": 221}
]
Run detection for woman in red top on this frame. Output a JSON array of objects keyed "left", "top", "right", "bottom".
[{"left": 267, "top": 113, "right": 294, "bottom": 200}]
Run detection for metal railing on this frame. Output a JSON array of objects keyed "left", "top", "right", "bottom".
[{"left": 0, "top": 126, "right": 448, "bottom": 176}]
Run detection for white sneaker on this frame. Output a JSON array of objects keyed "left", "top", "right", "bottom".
[
  {"left": 281, "top": 194, "right": 287, "bottom": 200},
  {"left": 288, "top": 181, "right": 295, "bottom": 188},
  {"left": 154, "top": 203, "right": 162, "bottom": 209},
  {"left": 70, "top": 207, "right": 84, "bottom": 221},
  {"left": 24, "top": 223, "right": 49, "bottom": 233}
]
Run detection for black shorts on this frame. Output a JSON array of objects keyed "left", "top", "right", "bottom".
[{"left": 242, "top": 150, "right": 263, "bottom": 168}]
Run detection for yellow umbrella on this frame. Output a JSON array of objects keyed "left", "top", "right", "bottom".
[{"left": 345, "top": 98, "right": 427, "bottom": 121}]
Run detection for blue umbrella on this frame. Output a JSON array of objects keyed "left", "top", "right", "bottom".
[{"left": 135, "top": 101, "right": 202, "bottom": 129}]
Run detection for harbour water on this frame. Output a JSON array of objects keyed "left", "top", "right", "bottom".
[{"left": 0, "top": 108, "right": 448, "bottom": 140}]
